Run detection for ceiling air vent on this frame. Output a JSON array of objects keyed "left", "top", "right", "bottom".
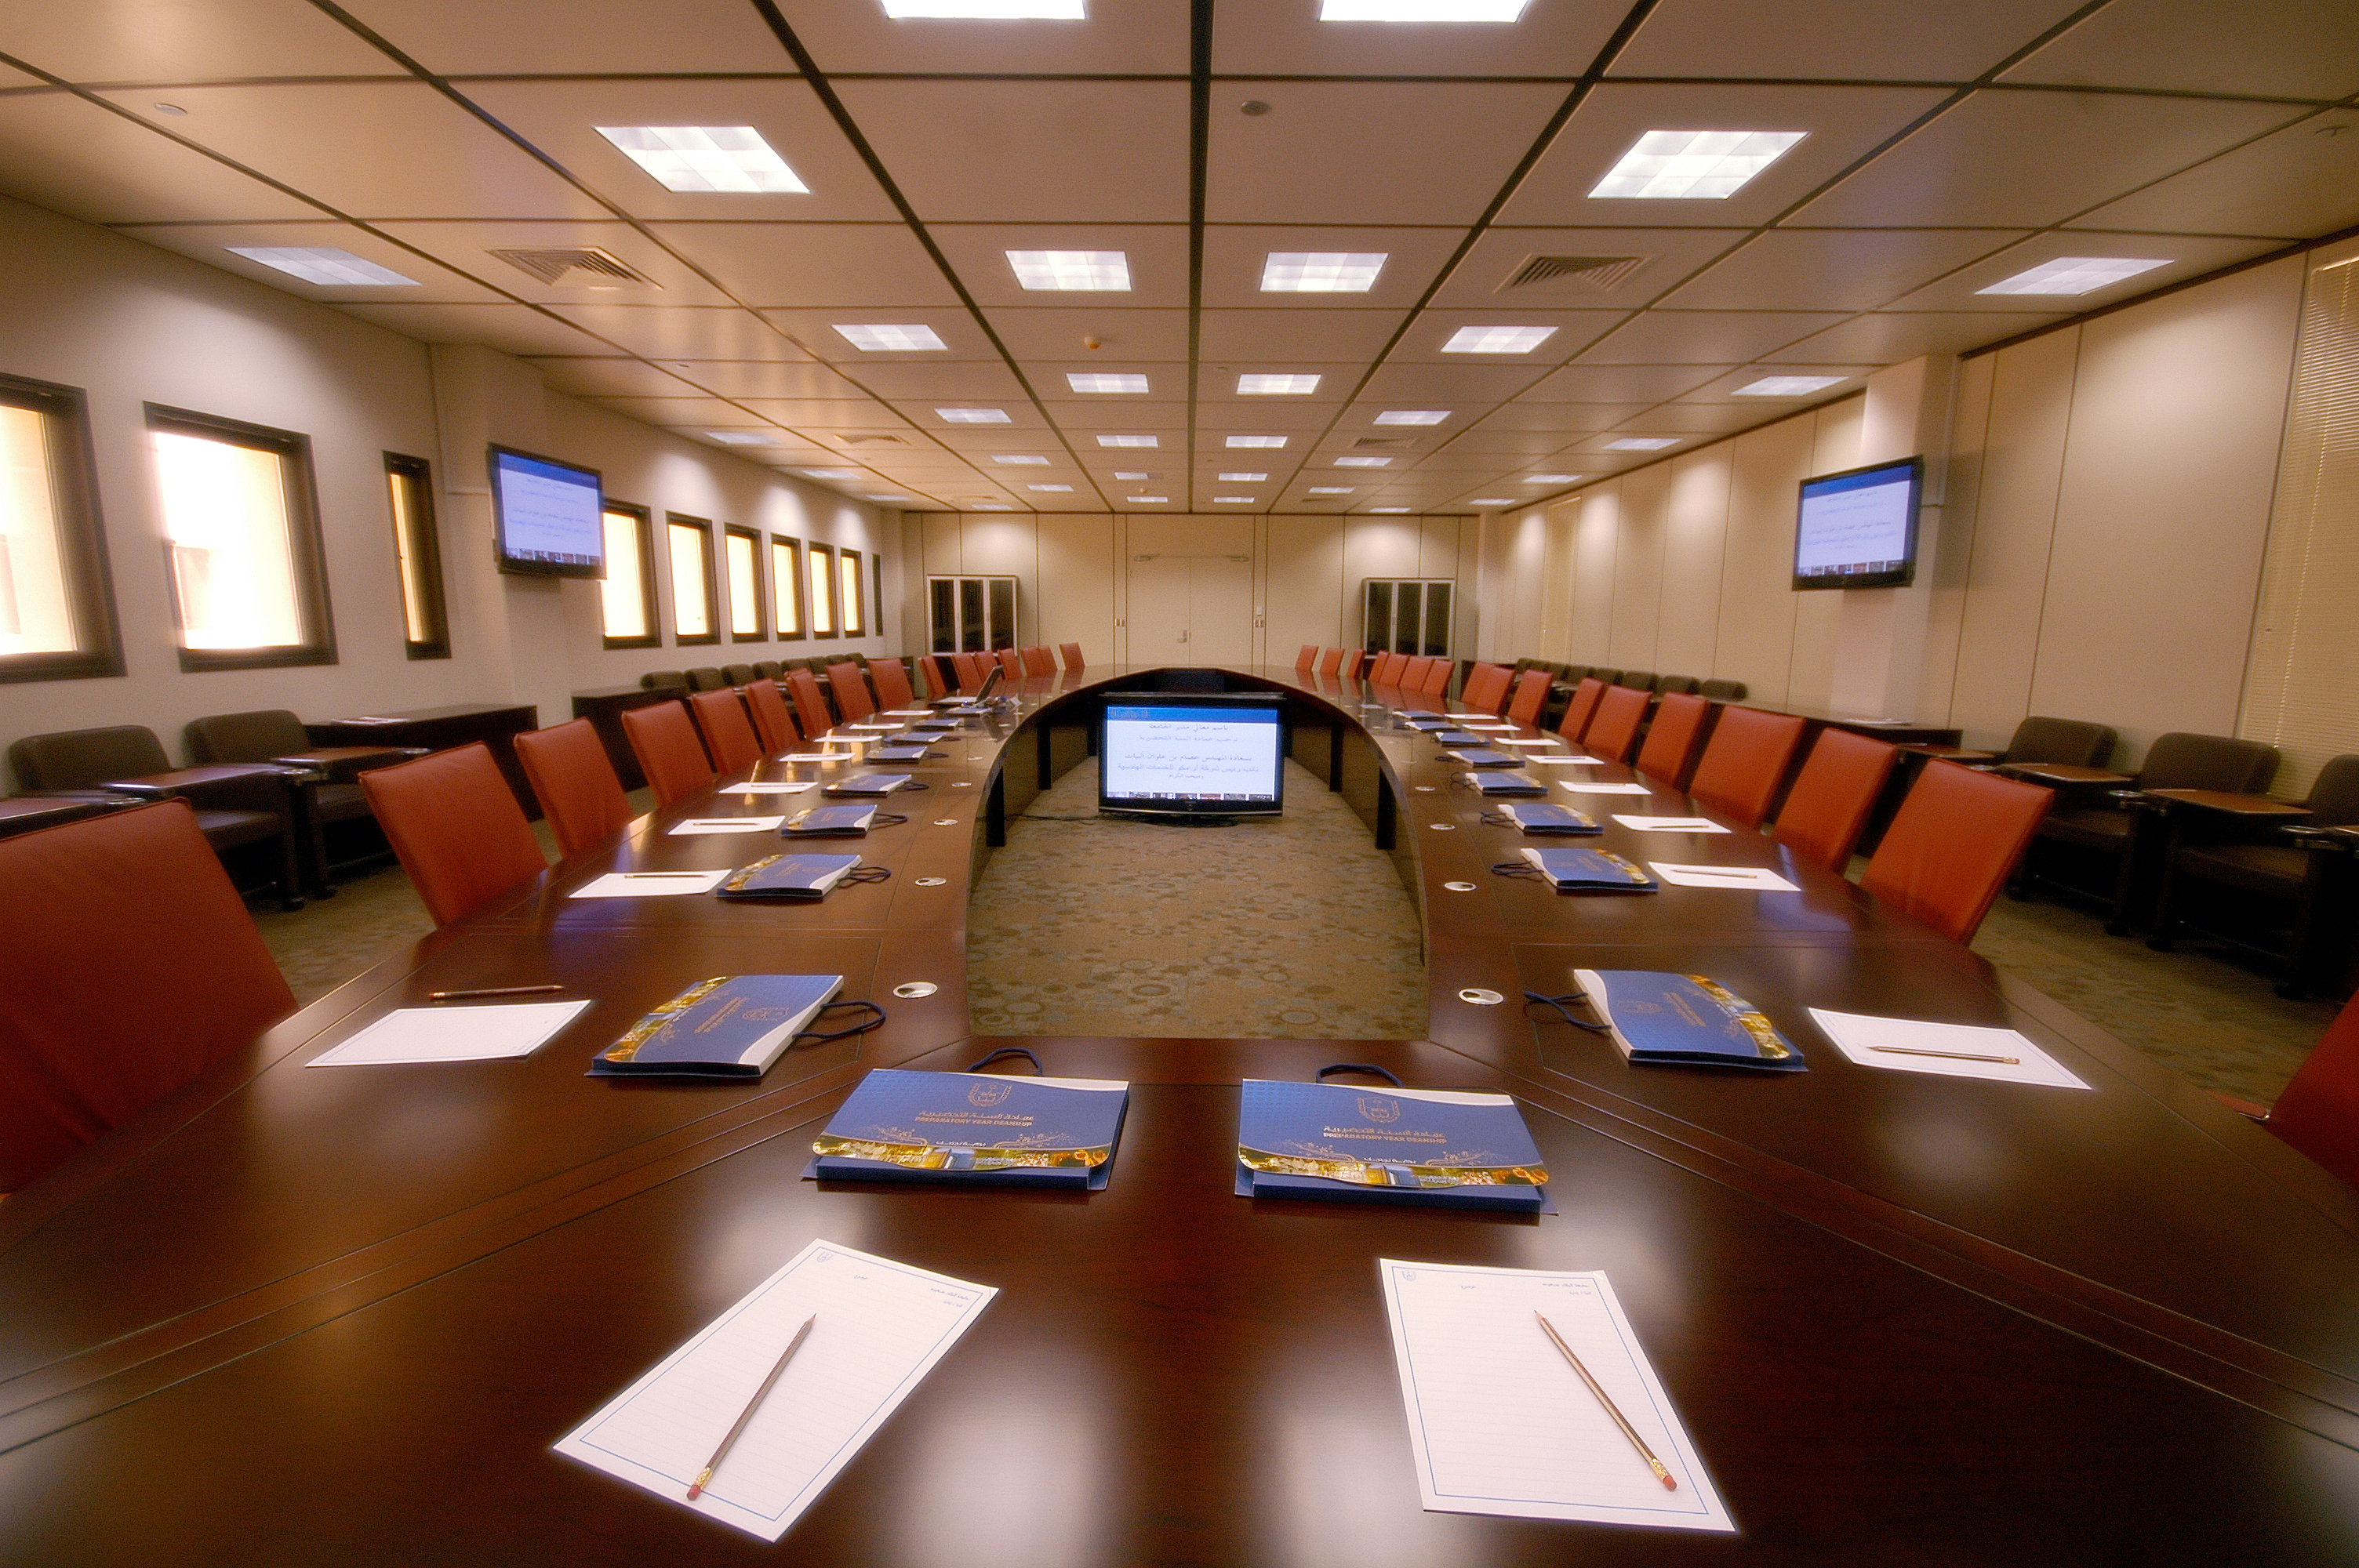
[
  {"left": 485, "top": 246, "right": 659, "bottom": 288},
  {"left": 836, "top": 433, "right": 910, "bottom": 447},
  {"left": 1354, "top": 437, "right": 1416, "bottom": 451},
  {"left": 1496, "top": 254, "right": 1648, "bottom": 294}
]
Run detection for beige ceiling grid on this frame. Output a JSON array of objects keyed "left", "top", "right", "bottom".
[{"left": 0, "top": 0, "right": 2354, "bottom": 517}]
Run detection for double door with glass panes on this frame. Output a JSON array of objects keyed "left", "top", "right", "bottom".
[
  {"left": 1362, "top": 577, "right": 1454, "bottom": 658},
  {"left": 928, "top": 574, "right": 1016, "bottom": 653}
]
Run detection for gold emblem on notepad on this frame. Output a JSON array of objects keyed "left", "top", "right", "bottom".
[
  {"left": 1358, "top": 1094, "right": 1401, "bottom": 1124},
  {"left": 967, "top": 1080, "right": 1015, "bottom": 1108}
]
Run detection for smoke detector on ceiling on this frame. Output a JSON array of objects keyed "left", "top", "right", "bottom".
[
  {"left": 485, "top": 246, "right": 660, "bottom": 289},
  {"left": 1496, "top": 254, "right": 1649, "bottom": 295}
]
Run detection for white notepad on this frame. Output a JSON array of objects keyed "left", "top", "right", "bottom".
[
  {"left": 555, "top": 1240, "right": 997, "bottom": 1542},
  {"left": 1559, "top": 781, "right": 1654, "bottom": 796},
  {"left": 570, "top": 870, "right": 731, "bottom": 898},
  {"left": 1496, "top": 739, "right": 1565, "bottom": 749},
  {"left": 1808, "top": 1008, "right": 2092, "bottom": 1090},
  {"left": 307, "top": 1000, "right": 591, "bottom": 1067},
  {"left": 779, "top": 753, "right": 855, "bottom": 764},
  {"left": 1379, "top": 1259, "right": 1733, "bottom": 1532},
  {"left": 731, "top": 781, "right": 817, "bottom": 796},
  {"left": 1648, "top": 862, "right": 1798, "bottom": 891},
  {"left": 669, "top": 816, "right": 787, "bottom": 836},
  {"left": 1612, "top": 815, "right": 1731, "bottom": 833}
]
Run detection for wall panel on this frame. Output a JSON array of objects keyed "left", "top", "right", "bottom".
[
  {"left": 1656, "top": 448, "right": 1732, "bottom": 679},
  {"left": 1608, "top": 462, "right": 1670, "bottom": 669},
  {"left": 1263, "top": 515, "right": 1346, "bottom": 662},
  {"left": 1714, "top": 415, "right": 1816, "bottom": 707},
  {"left": 1569, "top": 488, "right": 1619, "bottom": 662},
  {"left": 1037, "top": 514, "right": 1116, "bottom": 666}
]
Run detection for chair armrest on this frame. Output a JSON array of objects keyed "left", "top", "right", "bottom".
[
  {"left": 271, "top": 746, "right": 423, "bottom": 782},
  {"left": 2206, "top": 1087, "right": 2272, "bottom": 1123},
  {"left": 2285, "top": 824, "right": 2359, "bottom": 852},
  {"left": 98, "top": 764, "right": 300, "bottom": 815}
]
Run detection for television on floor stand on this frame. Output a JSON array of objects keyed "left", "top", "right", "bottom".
[{"left": 1098, "top": 691, "right": 1286, "bottom": 825}]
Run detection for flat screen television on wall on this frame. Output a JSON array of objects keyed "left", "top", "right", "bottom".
[
  {"left": 1792, "top": 456, "right": 1924, "bottom": 591},
  {"left": 1098, "top": 692, "right": 1286, "bottom": 823},
  {"left": 489, "top": 445, "right": 605, "bottom": 579}
]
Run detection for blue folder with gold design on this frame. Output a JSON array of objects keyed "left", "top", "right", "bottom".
[
  {"left": 589, "top": 974, "right": 843, "bottom": 1079},
  {"left": 1572, "top": 969, "right": 1806, "bottom": 1071},
  {"left": 808, "top": 1068, "right": 1130, "bottom": 1189},
  {"left": 1235, "top": 1079, "right": 1550, "bottom": 1211}
]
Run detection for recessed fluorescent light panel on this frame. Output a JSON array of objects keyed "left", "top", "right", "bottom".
[
  {"left": 1607, "top": 437, "right": 1679, "bottom": 450},
  {"left": 1319, "top": 0, "right": 1530, "bottom": 19},
  {"left": 1259, "top": 252, "right": 1388, "bottom": 292},
  {"left": 1227, "top": 435, "right": 1287, "bottom": 448},
  {"left": 1734, "top": 376, "right": 1845, "bottom": 397},
  {"left": 972, "top": 503, "right": 1016, "bottom": 510},
  {"left": 1468, "top": 498, "right": 1516, "bottom": 506},
  {"left": 1238, "top": 374, "right": 1321, "bottom": 395},
  {"left": 594, "top": 126, "right": 808, "bottom": 194},
  {"left": 1098, "top": 434, "right": 1158, "bottom": 448},
  {"left": 1219, "top": 472, "right": 1268, "bottom": 482},
  {"left": 1976, "top": 256, "right": 2171, "bottom": 296},
  {"left": 801, "top": 467, "right": 859, "bottom": 477},
  {"left": 1525, "top": 474, "right": 1580, "bottom": 483},
  {"left": 1370, "top": 506, "right": 1412, "bottom": 514},
  {"left": 1127, "top": 495, "right": 1168, "bottom": 503},
  {"left": 1588, "top": 130, "right": 1805, "bottom": 200},
  {"left": 833, "top": 323, "right": 947, "bottom": 352},
  {"left": 1027, "top": 483, "right": 1074, "bottom": 492},
  {"left": 227, "top": 247, "right": 418, "bottom": 286},
  {"left": 1309, "top": 486, "right": 1354, "bottom": 495},
  {"left": 866, "top": 494, "right": 911, "bottom": 503},
  {"left": 1441, "top": 325, "right": 1557, "bottom": 354},
  {"left": 1213, "top": 496, "right": 1255, "bottom": 503},
  {"left": 1006, "top": 249, "right": 1131, "bottom": 291},
  {"left": 704, "top": 431, "right": 773, "bottom": 445},
  {"left": 1114, "top": 471, "right": 1151, "bottom": 480},
  {"left": 938, "top": 408, "right": 1012, "bottom": 423},
  {"left": 992, "top": 454, "right": 1050, "bottom": 465},
  {"left": 882, "top": 0, "right": 1085, "bottom": 14},
  {"left": 1067, "top": 372, "right": 1149, "bottom": 394},
  {"left": 1335, "top": 456, "right": 1392, "bottom": 467},
  {"left": 1374, "top": 410, "right": 1448, "bottom": 426}
]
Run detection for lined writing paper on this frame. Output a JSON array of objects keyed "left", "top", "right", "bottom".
[
  {"left": 667, "top": 816, "right": 786, "bottom": 836},
  {"left": 569, "top": 870, "right": 731, "bottom": 898},
  {"left": 1809, "top": 1008, "right": 2092, "bottom": 1090},
  {"left": 1648, "top": 863, "right": 1798, "bottom": 891},
  {"left": 556, "top": 1240, "right": 996, "bottom": 1541},
  {"left": 307, "top": 1000, "right": 591, "bottom": 1067},
  {"left": 1612, "top": 816, "right": 1731, "bottom": 833},
  {"left": 1379, "top": 1259, "right": 1734, "bottom": 1532},
  {"left": 1558, "top": 781, "right": 1654, "bottom": 795}
]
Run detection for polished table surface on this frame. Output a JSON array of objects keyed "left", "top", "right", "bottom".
[{"left": 5, "top": 666, "right": 2357, "bottom": 1564}]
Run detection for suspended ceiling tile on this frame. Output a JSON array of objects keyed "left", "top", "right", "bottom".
[
  {"left": 1500, "top": 82, "right": 1954, "bottom": 228},
  {"left": 1428, "top": 226, "right": 1745, "bottom": 311},
  {"left": 1880, "top": 232, "right": 2289, "bottom": 311},
  {"left": 1656, "top": 228, "right": 2032, "bottom": 312},
  {"left": 736, "top": 399, "right": 914, "bottom": 429},
  {"left": 2070, "top": 109, "right": 2359, "bottom": 239},
  {"left": 1469, "top": 401, "right": 1651, "bottom": 432},
  {"left": 929, "top": 224, "right": 1190, "bottom": 310},
  {"left": 333, "top": 299, "right": 605, "bottom": 356},
  {"left": 542, "top": 302, "right": 791, "bottom": 359},
  {"left": 591, "top": 394, "right": 761, "bottom": 425},
  {"left": 1572, "top": 310, "right": 1846, "bottom": 364},
  {"left": 0, "top": 0, "right": 396, "bottom": 82},
  {"left": 1565, "top": 430, "right": 1700, "bottom": 454},
  {"left": 782, "top": 0, "right": 1184, "bottom": 73},
  {"left": 111, "top": 220, "right": 503, "bottom": 300},
  {"left": 1200, "top": 225, "right": 1466, "bottom": 311},
  {"left": 525, "top": 358, "right": 703, "bottom": 397},
  {"left": 1757, "top": 310, "right": 2066, "bottom": 363},
  {"left": 1041, "top": 401, "right": 1190, "bottom": 434},
  {"left": 1214, "top": 3, "right": 1618, "bottom": 74},
  {"left": 1610, "top": 0, "right": 2088, "bottom": 82},
  {"left": 1333, "top": 405, "right": 1485, "bottom": 436},
  {"left": 1674, "top": 365, "right": 1879, "bottom": 402},
  {"left": 761, "top": 305, "right": 1002, "bottom": 361},
  {"left": 341, "top": 0, "right": 795, "bottom": 74},
  {"left": 1190, "top": 400, "right": 1350, "bottom": 433},
  {"left": 455, "top": 80, "right": 893, "bottom": 226},
  {"left": 1441, "top": 430, "right": 1598, "bottom": 457},
  {"left": 1612, "top": 403, "right": 1773, "bottom": 434},
  {"left": 1515, "top": 361, "right": 1736, "bottom": 401},
  {"left": 834, "top": 80, "right": 1188, "bottom": 224},
  {"left": 652, "top": 223, "right": 956, "bottom": 310},
  {"left": 651, "top": 362, "right": 853, "bottom": 401},
  {"left": 1206, "top": 82, "right": 1570, "bottom": 227},
  {"left": 1026, "top": 361, "right": 1187, "bottom": 400},
  {"left": 1387, "top": 307, "right": 1626, "bottom": 365},
  {"left": 1790, "top": 89, "right": 2306, "bottom": 230},
  {"left": 89, "top": 81, "right": 612, "bottom": 220},
  {"left": 1999, "top": 0, "right": 2359, "bottom": 100},
  {"left": 0, "top": 93, "right": 318, "bottom": 223},
  {"left": 838, "top": 361, "right": 1030, "bottom": 401},
  {"left": 373, "top": 219, "right": 732, "bottom": 306},
  {"left": 983, "top": 306, "right": 1187, "bottom": 361},
  {"left": 1359, "top": 362, "right": 1550, "bottom": 401},
  {"left": 1197, "top": 309, "right": 1407, "bottom": 364}
]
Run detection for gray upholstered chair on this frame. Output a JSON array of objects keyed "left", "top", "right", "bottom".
[
  {"left": 685, "top": 666, "right": 730, "bottom": 691},
  {"left": 2150, "top": 754, "right": 2359, "bottom": 996},
  {"left": 1699, "top": 677, "right": 1749, "bottom": 700},
  {"left": 2025, "top": 731, "right": 2279, "bottom": 930},
  {"left": 187, "top": 710, "right": 414, "bottom": 897}
]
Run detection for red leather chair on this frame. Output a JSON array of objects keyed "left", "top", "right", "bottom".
[
  {"left": 997, "top": 647, "right": 1024, "bottom": 677},
  {"left": 744, "top": 677, "right": 797, "bottom": 752},
  {"left": 1316, "top": 648, "right": 1343, "bottom": 677},
  {"left": 1585, "top": 684, "right": 1652, "bottom": 764},
  {"left": 1460, "top": 663, "right": 1510, "bottom": 715},
  {"left": 1060, "top": 642, "right": 1085, "bottom": 671},
  {"left": 871, "top": 659, "right": 915, "bottom": 711},
  {"left": 513, "top": 720, "right": 631, "bottom": 859},
  {"left": 826, "top": 662, "right": 877, "bottom": 724},
  {"left": 1688, "top": 706, "right": 1808, "bottom": 829},
  {"left": 947, "top": 652, "right": 981, "bottom": 691},
  {"left": 1859, "top": 760, "right": 2052, "bottom": 944},
  {"left": 784, "top": 668, "right": 836, "bottom": 739},
  {"left": 1295, "top": 644, "right": 1319, "bottom": 673},
  {"left": 0, "top": 800, "right": 297, "bottom": 1192},
  {"left": 1418, "top": 658, "right": 1454, "bottom": 697},
  {"left": 622, "top": 700, "right": 717, "bottom": 807},
  {"left": 1338, "top": 648, "right": 1365, "bottom": 678},
  {"left": 1021, "top": 645, "right": 1056, "bottom": 677},
  {"left": 1555, "top": 677, "right": 1607, "bottom": 742},
  {"left": 359, "top": 742, "right": 549, "bottom": 927},
  {"left": 689, "top": 688, "right": 765, "bottom": 775},
  {"left": 1772, "top": 728, "right": 1898, "bottom": 871},
  {"left": 1634, "top": 691, "right": 1710, "bottom": 786},
  {"left": 2227, "top": 991, "right": 2359, "bottom": 1189},
  {"left": 1505, "top": 668, "right": 1553, "bottom": 728}
]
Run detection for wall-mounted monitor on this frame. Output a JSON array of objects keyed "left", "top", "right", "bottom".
[
  {"left": 489, "top": 445, "right": 605, "bottom": 579},
  {"left": 1793, "top": 456, "right": 1923, "bottom": 591},
  {"left": 1098, "top": 691, "right": 1286, "bottom": 823}
]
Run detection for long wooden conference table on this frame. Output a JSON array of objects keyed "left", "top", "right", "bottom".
[{"left": 5, "top": 665, "right": 2357, "bottom": 1564}]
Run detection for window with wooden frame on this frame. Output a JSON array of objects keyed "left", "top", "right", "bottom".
[
  {"left": 0, "top": 372, "right": 122, "bottom": 683},
  {"left": 771, "top": 535, "right": 804, "bottom": 640},
  {"left": 666, "top": 513, "right": 718, "bottom": 645},
  {"left": 725, "top": 524, "right": 766, "bottom": 641},
  {"left": 809, "top": 540, "right": 837, "bottom": 637},
  {"left": 147, "top": 403, "right": 336, "bottom": 673},
  {"left": 600, "top": 501, "right": 660, "bottom": 650},
  {"left": 384, "top": 452, "right": 448, "bottom": 659},
  {"left": 838, "top": 546, "right": 865, "bottom": 636}
]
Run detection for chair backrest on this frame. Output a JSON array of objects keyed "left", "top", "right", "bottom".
[
  {"left": 621, "top": 700, "right": 717, "bottom": 807},
  {"left": 685, "top": 666, "right": 729, "bottom": 692},
  {"left": 1460, "top": 663, "right": 1509, "bottom": 714},
  {"left": 1698, "top": 677, "right": 1748, "bottom": 701},
  {"left": 2135, "top": 731, "right": 2278, "bottom": 794},
  {"left": 1018, "top": 644, "right": 1052, "bottom": 676},
  {"left": 1654, "top": 674, "right": 1701, "bottom": 696},
  {"left": 639, "top": 670, "right": 688, "bottom": 692},
  {"left": 784, "top": 668, "right": 835, "bottom": 738},
  {"left": 1587, "top": 668, "right": 1623, "bottom": 688},
  {"left": 1505, "top": 668, "right": 1553, "bottom": 727},
  {"left": 1770, "top": 728, "right": 1897, "bottom": 870},
  {"left": 9, "top": 725, "right": 171, "bottom": 791},
  {"left": 1555, "top": 677, "right": 1607, "bottom": 742},
  {"left": 744, "top": 678, "right": 797, "bottom": 753},
  {"left": 186, "top": 709, "right": 310, "bottom": 764},
  {"left": 826, "top": 661, "right": 877, "bottom": 724},
  {"left": 1585, "top": 685, "right": 1652, "bottom": 763},
  {"left": 2005, "top": 716, "right": 2116, "bottom": 769},
  {"left": 1688, "top": 706, "right": 1809, "bottom": 829},
  {"left": 1417, "top": 657, "right": 1453, "bottom": 696},
  {"left": 1060, "top": 642, "right": 1085, "bottom": 670},
  {"left": 947, "top": 652, "right": 979, "bottom": 691},
  {"left": 359, "top": 742, "right": 548, "bottom": 927},
  {"left": 689, "top": 688, "right": 765, "bottom": 775},
  {"left": 997, "top": 647, "right": 1025, "bottom": 677},
  {"left": 871, "top": 658, "right": 914, "bottom": 711},
  {"left": 1365, "top": 651, "right": 1396, "bottom": 684},
  {"left": 1296, "top": 644, "right": 1319, "bottom": 672},
  {"left": 513, "top": 720, "right": 630, "bottom": 859},
  {"left": 1617, "top": 670, "right": 1656, "bottom": 691},
  {"left": 1859, "top": 761, "right": 2052, "bottom": 944},
  {"left": 0, "top": 801, "right": 296, "bottom": 1192},
  {"left": 1634, "top": 691, "right": 1710, "bottom": 786},
  {"left": 2264, "top": 989, "right": 2359, "bottom": 1189},
  {"left": 1338, "top": 648, "right": 1365, "bottom": 678},
  {"left": 1316, "top": 647, "right": 1343, "bottom": 677},
  {"left": 2303, "top": 755, "right": 2359, "bottom": 827},
  {"left": 722, "top": 662, "right": 758, "bottom": 688},
  {"left": 754, "top": 660, "right": 784, "bottom": 681}
]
